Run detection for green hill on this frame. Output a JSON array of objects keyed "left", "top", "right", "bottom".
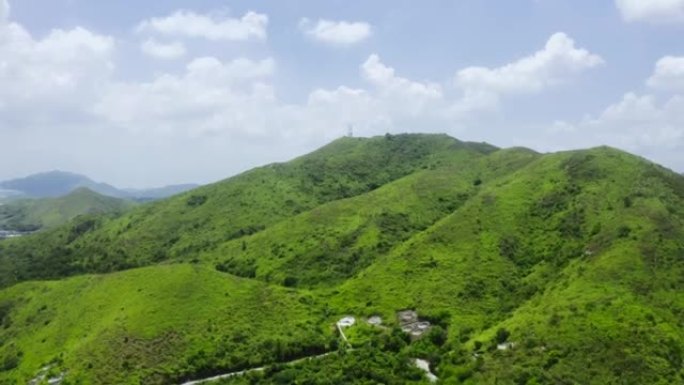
[
  {"left": 0, "top": 134, "right": 683, "bottom": 385},
  {"left": 0, "top": 265, "right": 328, "bottom": 384},
  {"left": 330, "top": 147, "right": 684, "bottom": 384},
  {"left": 0, "top": 134, "right": 496, "bottom": 286},
  {"left": 202, "top": 147, "right": 539, "bottom": 288},
  {"left": 0, "top": 188, "right": 134, "bottom": 232}
]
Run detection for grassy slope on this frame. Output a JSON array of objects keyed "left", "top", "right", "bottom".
[
  {"left": 0, "top": 134, "right": 496, "bottom": 286},
  {"left": 201, "top": 147, "right": 539, "bottom": 288},
  {"left": 0, "top": 188, "right": 133, "bottom": 231},
  {"left": 0, "top": 138, "right": 683, "bottom": 384},
  {"left": 0, "top": 264, "right": 329, "bottom": 385},
  {"left": 461, "top": 149, "right": 684, "bottom": 385},
  {"left": 0, "top": 136, "right": 513, "bottom": 385},
  {"left": 329, "top": 147, "right": 684, "bottom": 384}
]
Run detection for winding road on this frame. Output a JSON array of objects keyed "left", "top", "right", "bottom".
[
  {"left": 179, "top": 352, "right": 335, "bottom": 385},
  {"left": 180, "top": 317, "right": 438, "bottom": 384}
]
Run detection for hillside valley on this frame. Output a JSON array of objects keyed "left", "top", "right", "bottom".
[{"left": 0, "top": 134, "right": 682, "bottom": 385}]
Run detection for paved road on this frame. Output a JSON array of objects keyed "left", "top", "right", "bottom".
[
  {"left": 179, "top": 352, "right": 336, "bottom": 385},
  {"left": 180, "top": 317, "right": 438, "bottom": 385}
]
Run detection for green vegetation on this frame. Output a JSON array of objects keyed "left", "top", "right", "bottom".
[
  {"left": 0, "top": 134, "right": 496, "bottom": 286},
  {"left": 0, "top": 265, "right": 329, "bottom": 384},
  {"left": 217, "top": 346, "right": 433, "bottom": 385},
  {"left": 204, "top": 146, "right": 537, "bottom": 288},
  {"left": 0, "top": 188, "right": 133, "bottom": 231},
  {"left": 0, "top": 134, "right": 683, "bottom": 384}
]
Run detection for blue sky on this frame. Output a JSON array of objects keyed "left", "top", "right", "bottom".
[{"left": 1, "top": 0, "right": 683, "bottom": 187}]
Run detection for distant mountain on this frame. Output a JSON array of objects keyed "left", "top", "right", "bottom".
[
  {"left": 0, "top": 171, "right": 198, "bottom": 200},
  {"left": 123, "top": 184, "right": 200, "bottom": 201},
  {"left": 0, "top": 187, "right": 134, "bottom": 231},
  {"left": 0, "top": 171, "right": 121, "bottom": 198}
]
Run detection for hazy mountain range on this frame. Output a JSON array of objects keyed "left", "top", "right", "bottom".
[{"left": 0, "top": 171, "right": 198, "bottom": 200}]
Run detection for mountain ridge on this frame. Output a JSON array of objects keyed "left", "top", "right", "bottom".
[{"left": 0, "top": 134, "right": 682, "bottom": 384}]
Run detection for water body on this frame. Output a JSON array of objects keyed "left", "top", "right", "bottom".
[{"left": 0, "top": 230, "right": 30, "bottom": 240}]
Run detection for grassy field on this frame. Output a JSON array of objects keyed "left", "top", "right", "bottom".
[{"left": 0, "top": 135, "right": 683, "bottom": 384}]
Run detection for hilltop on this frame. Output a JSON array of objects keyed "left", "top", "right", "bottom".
[
  {"left": 0, "top": 188, "right": 134, "bottom": 232},
  {"left": 0, "top": 134, "right": 682, "bottom": 385}
]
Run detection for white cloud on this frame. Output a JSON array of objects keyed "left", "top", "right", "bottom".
[
  {"left": 95, "top": 57, "right": 276, "bottom": 135},
  {"left": 0, "top": 6, "right": 618, "bottom": 187},
  {"left": 137, "top": 10, "right": 268, "bottom": 41},
  {"left": 299, "top": 18, "right": 371, "bottom": 45},
  {"left": 3, "top": 28, "right": 603, "bottom": 186},
  {"left": 615, "top": 0, "right": 684, "bottom": 23},
  {"left": 302, "top": 55, "right": 484, "bottom": 138},
  {"left": 362, "top": 54, "right": 442, "bottom": 98},
  {"left": 358, "top": 54, "right": 450, "bottom": 119},
  {"left": 518, "top": 53, "right": 684, "bottom": 173},
  {"left": 140, "top": 38, "right": 186, "bottom": 60},
  {"left": 0, "top": 21, "right": 114, "bottom": 120},
  {"left": 535, "top": 92, "right": 684, "bottom": 174},
  {"left": 647, "top": 56, "right": 684, "bottom": 91},
  {"left": 584, "top": 93, "right": 683, "bottom": 147},
  {"left": 455, "top": 33, "right": 603, "bottom": 101}
]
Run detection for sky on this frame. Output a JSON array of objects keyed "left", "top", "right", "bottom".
[{"left": 0, "top": 0, "right": 683, "bottom": 188}]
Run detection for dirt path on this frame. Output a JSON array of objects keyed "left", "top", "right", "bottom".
[
  {"left": 336, "top": 316, "right": 355, "bottom": 348},
  {"left": 337, "top": 323, "right": 351, "bottom": 346}
]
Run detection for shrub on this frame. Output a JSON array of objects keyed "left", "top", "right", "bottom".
[
  {"left": 428, "top": 326, "right": 448, "bottom": 347},
  {"left": 0, "top": 302, "right": 12, "bottom": 329},
  {"left": 0, "top": 349, "right": 22, "bottom": 372},
  {"left": 187, "top": 195, "right": 208, "bottom": 207},
  {"left": 558, "top": 209, "right": 584, "bottom": 238},
  {"left": 499, "top": 235, "right": 520, "bottom": 260},
  {"left": 215, "top": 258, "right": 257, "bottom": 279},
  {"left": 474, "top": 341, "right": 483, "bottom": 351},
  {"left": 495, "top": 328, "right": 510, "bottom": 344},
  {"left": 617, "top": 226, "right": 632, "bottom": 238},
  {"left": 69, "top": 218, "right": 98, "bottom": 242}
]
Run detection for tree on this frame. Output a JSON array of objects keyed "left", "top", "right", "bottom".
[
  {"left": 283, "top": 276, "right": 298, "bottom": 287},
  {"left": 495, "top": 328, "right": 510, "bottom": 344},
  {"left": 428, "top": 326, "right": 447, "bottom": 347}
]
